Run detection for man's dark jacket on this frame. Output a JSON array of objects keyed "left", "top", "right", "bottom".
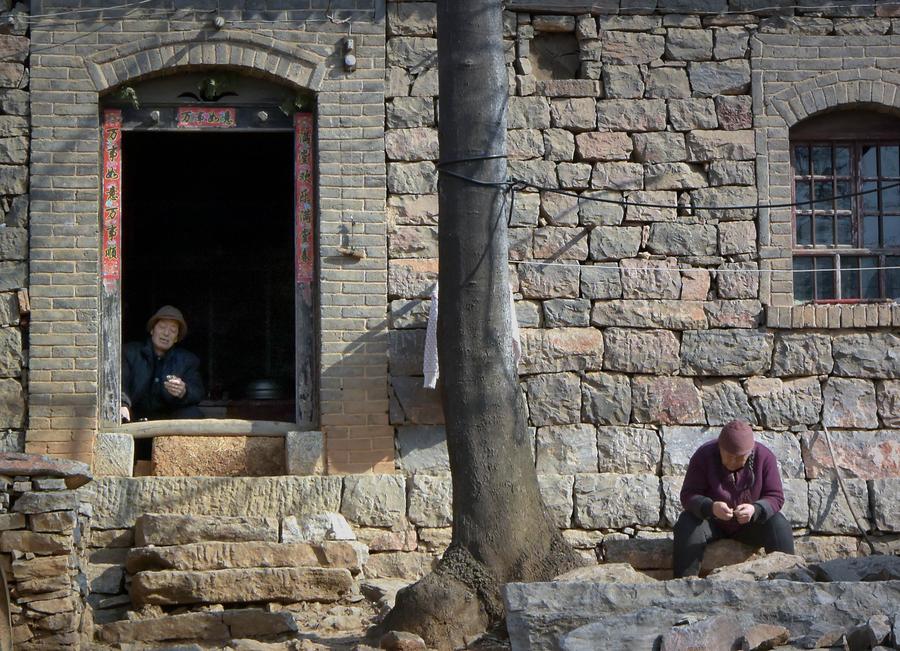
[{"left": 122, "top": 339, "right": 204, "bottom": 419}]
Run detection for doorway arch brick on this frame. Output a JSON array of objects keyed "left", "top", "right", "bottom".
[{"left": 27, "top": 5, "right": 393, "bottom": 473}]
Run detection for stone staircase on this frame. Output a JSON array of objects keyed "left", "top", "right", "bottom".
[{"left": 90, "top": 513, "right": 379, "bottom": 649}]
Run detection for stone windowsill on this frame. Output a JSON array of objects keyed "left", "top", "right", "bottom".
[
  {"left": 107, "top": 419, "right": 300, "bottom": 438},
  {"left": 765, "top": 303, "right": 900, "bottom": 328}
]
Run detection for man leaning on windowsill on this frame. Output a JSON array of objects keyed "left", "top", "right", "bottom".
[{"left": 120, "top": 305, "right": 205, "bottom": 422}]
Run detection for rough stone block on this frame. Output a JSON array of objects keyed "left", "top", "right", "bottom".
[
  {"left": 680, "top": 330, "right": 773, "bottom": 376},
  {"left": 533, "top": 226, "right": 589, "bottom": 261},
  {"left": 590, "top": 162, "right": 644, "bottom": 190},
  {"left": 581, "top": 372, "right": 631, "bottom": 425},
  {"left": 152, "top": 436, "right": 284, "bottom": 477},
  {"left": 688, "top": 60, "right": 750, "bottom": 96},
  {"left": 632, "top": 376, "right": 705, "bottom": 425},
  {"left": 703, "top": 299, "right": 763, "bottom": 329},
  {"left": 579, "top": 191, "right": 625, "bottom": 226},
  {"left": 542, "top": 298, "right": 591, "bottom": 328},
  {"left": 832, "top": 333, "right": 900, "bottom": 379},
  {"left": 620, "top": 259, "right": 682, "bottom": 300},
  {"left": 537, "top": 474, "right": 575, "bottom": 529},
  {"left": 575, "top": 131, "right": 633, "bottom": 162},
  {"left": 645, "top": 67, "right": 691, "bottom": 99},
  {"left": 408, "top": 473, "right": 451, "bottom": 527},
  {"left": 397, "top": 424, "right": 448, "bottom": 475},
  {"left": 596, "top": 99, "right": 667, "bottom": 132},
  {"left": 660, "top": 425, "right": 718, "bottom": 475},
  {"left": 574, "top": 473, "right": 661, "bottom": 529},
  {"left": 596, "top": 426, "right": 661, "bottom": 474},
  {"left": 363, "top": 551, "right": 436, "bottom": 580},
  {"left": 387, "top": 162, "right": 437, "bottom": 194},
  {"left": 525, "top": 372, "right": 582, "bottom": 426},
  {"left": 518, "top": 261, "right": 580, "bottom": 298},
  {"left": 666, "top": 28, "right": 713, "bottom": 60},
  {"left": 386, "top": 97, "right": 435, "bottom": 129},
  {"left": 536, "top": 424, "right": 598, "bottom": 474},
  {"left": 603, "top": 328, "right": 680, "bottom": 374},
  {"left": 822, "top": 378, "right": 878, "bottom": 429},
  {"left": 632, "top": 131, "right": 687, "bottom": 163},
  {"left": 668, "top": 98, "right": 718, "bottom": 130},
  {"left": 809, "top": 478, "right": 872, "bottom": 535},
  {"left": 588, "top": 226, "right": 641, "bottom": 261},
  {"left": 745, "top": 377, "right": 822, "bottom": 429},
  {"left": 135, "top": 513, "right": 278, "bottom": 546},
  {"left": 519, "top": 327, "right": 604, "bottom": 374},
  {"left": 285, "top": 431, "right": 325, "bottom": 476},
  {"left": 718, "top": 220, "right": 756, "bottom": 255},
  {"left": 686, "top": 129, "right": 755, "bottom": 162},
  {"left": 601, "top": 31, "right": 665, "bottom": 64},
  {"left": 700, "top": 379, "right": 757, "bottom": 426},
  {"left": 0, "top": 327, "right": 22, "bottom": 377},
  {"left": 508, "top": 96, "right": 551, "bottom": 129},
  {"left": 601, "top": 65, "right": 644, "bottom": 99},
  {"left": 782, "top": 478, "right": 810, "bottom": 529},
  {"left": 801, "top": 430, "right": 900, "bottom": 480},
  {"left": 644, "top": 162, "right": 707, "bottom": 190},
  {"left": 871, "top": 478, "right": 900, "bottom": 532},
  {"left": 384, "top": 127, "right": 439, "bottom": 161},
  {"left": 341, "top": 475, "right": 406, "bottom": 528},
  {"left": 93, "top": 433, "right": 133, "bottom": 478},
  {"left": 591, "top": 300, "right": 707, "bottom": 330},
  {"left": 624, "top": 190, "right": 678, "bottom": 222},
  {"left": 580, "top": 264, "right": 622, "bottom": 299},
  {"left": 771, "top": 333, "right": 833, "bottom": 376},
  {"left": 99, "top": 612, "right": 230, "bottom": 645},
  {"left": 388, "top": 258, "right": 437, "bottom": 298}
]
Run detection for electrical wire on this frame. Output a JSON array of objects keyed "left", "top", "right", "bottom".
[{"left": 508, "top": 259, "right": 900, "bottom": 275}]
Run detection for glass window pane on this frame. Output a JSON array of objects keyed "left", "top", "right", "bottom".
[
  {"left": 863, "top": 181, "right": 879, "bottom": 212},
  {"left": 812, "top": 145, "right": 833, "bottom": 176},
  {"left": 883, "top": 183, "right": 900, "bottom": 211},
  {"left": 835, "top": 180, "right": 852, "bottom": 211},
  {"left": 861, "top": 145, "right": 879, "bottom": 178},
  {"left": 887, "top": 256, "right": 900, "bottom": 300},
  {"left": 814, "top": 180, "right": 833, "bottom": 211},
  {"left": 841, "top": 256, "right": 859, "bottom": 299},
  {"left": 863, "top": 215, "right": 880, "bottom": 248},
  {"left": 834, "top": 147, "right": 851, "bottom": 176},
  {"left": 793, "top": 257, "right": 814, "bottom": 302},
  {"left": 815, "top": 215, "right": 834, "bottom": 246},
  {"left": 795, "top": 181, "right": 812, "bottom": 209},
  {"left": 836, "top": 215, "right": 852, "bottom": 245},
  {"left": 861, "top": 257, "right": 879, "bottom": 300},
  {"left": 816, "top": 257, "right": 836, "bottom": 299},
  {"left": 796, "top": 214, "right": 812, "bottom": 245},
  {"left": 794, "top": 145, "right": 810, "bottom": 176},
  {"left": 885, "top": 215, "right": 900, "bottom": 247},
  {"left": 881, "top": 146, "right": 899, "bottom": 178}
]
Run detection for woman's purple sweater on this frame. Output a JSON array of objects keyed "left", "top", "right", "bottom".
[{"left": 680, "top": 440, "right": 786, "bottom": 534}]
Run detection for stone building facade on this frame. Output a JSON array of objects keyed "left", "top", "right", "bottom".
[{"left": 0, "top": 0, "right": 895, "bottom": 610}]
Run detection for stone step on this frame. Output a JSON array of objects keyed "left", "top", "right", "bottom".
[
  {"left": 130, "top": 567, "right": 355, "bottom": 607},
  {"left": 135, "top": 513, "right": 279, "bottom": 546},
  {"left": 98, "top": 608, "right": 296, "bottom": 645},
  {"left": 126, "top": 540, "right": 368, "bottom": 575}
]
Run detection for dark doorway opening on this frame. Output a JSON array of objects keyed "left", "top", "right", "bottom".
[{"left": 121, "top": 131, "right": 296, "bottom": 430}]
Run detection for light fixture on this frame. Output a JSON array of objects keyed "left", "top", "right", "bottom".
[{"left": 343, "top": 37, "right": 357, "bottom": 72}]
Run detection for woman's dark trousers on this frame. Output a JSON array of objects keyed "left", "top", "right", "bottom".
[{"left": 672, "top": 511, "right": 794, "bottom": 578}]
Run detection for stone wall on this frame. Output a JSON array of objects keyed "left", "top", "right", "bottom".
[
  {"left": 0, "top": 2, "right": 30, "bottom": 458},
  {"left": 385, "top": 0, "right": 900, "bottom": 555}
]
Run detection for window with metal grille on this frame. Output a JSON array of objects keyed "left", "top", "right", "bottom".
[{"left": 791, "top": 111, "right": 900, "bottom": 303}]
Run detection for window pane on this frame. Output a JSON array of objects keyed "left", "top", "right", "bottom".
[
  {"left": 816, "top": 257, "right": 836, "bottom": 299},
  {"left": 835, "top": 180, "right": 852, "bottom": 211},
  {"left": 885, "top": 215, "right": 900, "bottom": 247},
  {"left": 861, "top": 257, "right": 879, "bottom": 299},
  {"left": 881, "top": 146, "right": 899, "bottom": 178},
  {"left": 814, "top": 180, "right": 833, "bottom": 211},
  {"left": 794, "top": 145, "right": 810, "bottom": 176},
  {"left": 861, "top": 145, "right": 878, "bottom": 178},
  {"left": 834, "top": 147, "right": 851, "bottom": 176},
  {"left": 836, "top": 215, "right": 852, "bottom": 245},
  {"left": 841, "top": 256, "right": 859, "bottom": 299},
  {"left": 887, "top": 256, "right": 900, "bottom": 300},
  {"left": 863, "top": 181, "right": 879, "bottom": 212},
  {"left": 793, "top": 257, "right": 814, "bottom": 302},
  {"left": 863, "top": 215, "right": 880, "bottom": 248},
  {"left": 815, "top": 215, "right": 834, "bottom": 246},
  {"left": 795, "top": 181, "right": 811, "bottom": 209},
  {"left": 883, "top": 183, "right": 900, "bottom": 211},
  {"left": 796, "top": 214, "right": 812, "bottom": 245},
  {"left": 812, "top": 145, "right": 833, "bottom": 176}
]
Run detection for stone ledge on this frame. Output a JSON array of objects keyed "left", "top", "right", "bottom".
[{"left": 766, "top": 304, "right": 900, "bottom": 328}]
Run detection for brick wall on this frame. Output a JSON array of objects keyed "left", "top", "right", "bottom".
[
  {"left": 27, "top": 0, "right": 393, "bottom": 472},
  {"left": 384, "top": 0, "right": 900, "bottom": 554}
]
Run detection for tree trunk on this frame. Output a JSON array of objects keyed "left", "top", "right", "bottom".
[{"left": 375, "top": 1, "right": 582, "bottom": 647}]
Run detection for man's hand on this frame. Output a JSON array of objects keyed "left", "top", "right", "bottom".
[
  {"left": 163, "top": 375, "right": 187, "bottom": 399},
  {"left": 734, "top": 503, "right": 756, "bottom": 524},
  {"left": 712, "top": 501, "right": 734, "bottom": 521},
  {"left": 120, "top": 405, "right": 131, "bottom": 423}
]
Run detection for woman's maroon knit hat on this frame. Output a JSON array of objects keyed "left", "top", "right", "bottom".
[{"left": 718, "top": 419, "right": 755, "bottom": 455}]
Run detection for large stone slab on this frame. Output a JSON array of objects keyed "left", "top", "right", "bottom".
[
  {"left": 808, "top": 478, "right": 872, "bottom": 534},
  {"left": 581, "top": 372, "right": 631, "bottom": 425},
  {"left": 126, "top": 540, "right": 367, "bottom": 574},
  {"left": 801, "top": 430, "right": 900, "bottom": 480},
  {"left": 871, "top": 478, "right": 900, "bottom": 532},
  {"left": 832, "top": 333, "right": 900, "bottom": 379},
  {"left": 771, "top": 333, "right": 833, "bottom": 376},
  {"left": 680, "top": 330, "right": 773, "bottom": 376},
  {"left": 603, "top": 328, "right": 680, "bottom": 374},
  {"left": 341, "top": 475, "right": 406, "bottom": 527},
  {"left": 130, "top": 566, "right": 354, "bottom": 606},
  {"left": 596, "top": 427, "right": 661, "bottom": 474},
  {"left": 631, "top": 377, "right": 704, "bottom": 425},
  {"left": 134, "top": 513, "right": 279, "bottom": 546},
  {"left": 99, "top": 611, "right": 230, "bottom": 644},
  {"left": 397, "top": 425, "right": 449, "bottom": 474},
  {"left": 745, "top": 377, "right": 822, "bottom": 429},
  {"left": 503, "top": 579, "right": 900, "bottom": 651},
  {"left": 152, "top": 435, "right": 285, "bottom": 477},
  {"left": 822, "top": 378, "right": 878, "bottom": 429},
  {"left": 591, "top": 300, "right": 707, "bottom": 330},
  {"left": 574, "top": 473, "right": 660, "bottom": 529},
  {"left": 81, "top": 476, "right": 342, "bottom": 529},
  {"left": 0, "top": 453, "right": 91, "bottom": 488},
  {"left": 519, "top": 327, "right": 604, "bottom": 374}
]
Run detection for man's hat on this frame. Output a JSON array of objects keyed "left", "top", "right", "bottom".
[
  {"left": 718, "top": 419, "right": 755, "bottom": 456},
  {"left": 146, "top": 305, "right": 188, "bottom": 342}
]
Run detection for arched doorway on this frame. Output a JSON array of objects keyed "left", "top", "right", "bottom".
[{"left": 99, "top": 71, "right": 318, "bottom": 439}]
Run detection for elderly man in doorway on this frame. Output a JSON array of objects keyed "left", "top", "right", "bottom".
[
  {"left": 121, "top": 305, "right": 205, "bottom": 422},
  {"left": 673, "top": 419, "right": 795, "bottom": 578}
]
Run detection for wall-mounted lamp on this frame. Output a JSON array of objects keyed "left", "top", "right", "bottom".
[
  {"left": 213, "top": 15, "right": 226, "bottom": 30},
  {"left": 257, "top": 110, "right": 269, "bottom": 123},
  {"left": 343, "top": 37, "right": 357, "bottom": 73},
  {"left": 149, "top": 110, "right": 160, "bottom": 124}
]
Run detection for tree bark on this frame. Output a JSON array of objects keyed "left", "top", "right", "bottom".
[{"left": 375, "top": 1, "right": 582, "bottom": 647}]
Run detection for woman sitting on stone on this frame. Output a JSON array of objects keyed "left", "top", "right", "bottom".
[{"left": 673, "top": 419, "right": 795, "bottom": 578}]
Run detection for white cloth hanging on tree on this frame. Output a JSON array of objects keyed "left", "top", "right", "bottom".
[{"left": 422, "top": 281, "right": 521, "bottom": 389}]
